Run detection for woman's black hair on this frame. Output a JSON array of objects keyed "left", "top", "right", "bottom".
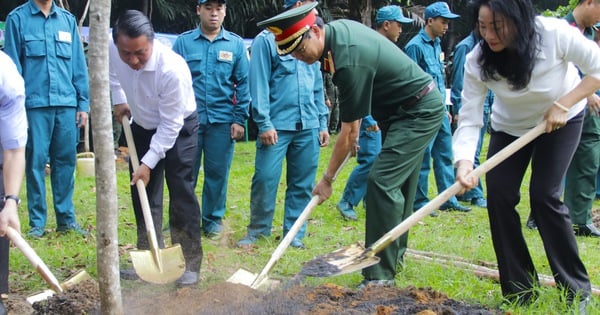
[
  {"left": 471, "top": 0, "right": 540, "bottom": 90},
  {"left": 112, "top": 10, "right": 155, "bottom": 44}
]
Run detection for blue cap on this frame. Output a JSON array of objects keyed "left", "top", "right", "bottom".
[
  {"left": 376, "top": 6, "right": 413, "bottom": 25},
  {"left": 425, "top": 2, "right": 459, "bottom": 20},
  {"left": 198, "top": 0, "right": 226, "bottom": 4},
  {"left": 284, "top": 0, "right": 318, "bottom": 10}
]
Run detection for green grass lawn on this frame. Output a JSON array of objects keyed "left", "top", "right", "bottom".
[{"left": 8, "top": 133, "right": 600, "bottom": 314}]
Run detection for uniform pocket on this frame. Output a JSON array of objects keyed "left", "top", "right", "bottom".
[
  {"left": 24, "top": 34, "right": 46, "bottom": 57},
  {"left": 56, "top": 40, "right": 72, "bottom": 59}
]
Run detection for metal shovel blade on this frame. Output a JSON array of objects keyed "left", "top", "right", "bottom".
[
  {"left": 300, "top": 243, "right": 380, "bottom": 277},
  {"left": 130, "top": 244, "right": 186, "bottom": 284},
  {"left": 227, "top": 268, "right": 280, "bottom": 290},
  {"left": 26, "top": 269, "right": 94, "bottom": 304}
]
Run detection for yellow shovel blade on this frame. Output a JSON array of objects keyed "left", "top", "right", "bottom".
[
  {"left": 130, "top": 245, "right": 185, "bottom": 284},
  {"left": 226, "top": 268, "right": 280, "bottom": 291}
]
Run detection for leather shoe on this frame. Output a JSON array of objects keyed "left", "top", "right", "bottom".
[
  {"left": 470, "top": 197, "right": 487, "bottom": 208},
  {"left": 525, "top": 216, "right": 537, "bottom": 230},
  {"left": 176, "top": 271, "right": 198, "bottom": 287},
  {"left": 120, "top": 268, "right": 140, "bottom": 280},
  {"left": 439, "top": 203, "right": 471, "bottom": 212},
  {"left": 573, "top": 224, "right": 600, "bottom": 237}
]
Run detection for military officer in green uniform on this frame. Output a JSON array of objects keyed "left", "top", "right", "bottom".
[{"left": 257, "top": 3, "right": 444, "bottom": 287}]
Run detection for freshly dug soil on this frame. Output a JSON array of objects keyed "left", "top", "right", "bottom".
[
  {"left": 11, "top": 278, "right": 500, "bottom": 314},
  {"left": 9, "top": 208, "right": 600, "bottom": 314}
]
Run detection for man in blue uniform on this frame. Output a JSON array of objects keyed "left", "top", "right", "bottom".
[
  {"left": 172, "top": 0, "right": 250, "bottom": 239},
  {"left": 404, "top": 2, "right": 470, "bottom": 215},
  {"left": 237, "top": 0, "right": 329, "bottom": 249},
  {"left": 335, "top": 5, "right": 412, "bottom": 220},
  {"left": 4, "top": 0, "right": 90, "bottom": 238}
]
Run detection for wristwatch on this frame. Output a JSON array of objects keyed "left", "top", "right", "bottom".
[{"left": 3, "top": 195, "right": 21, "bottom": 206}]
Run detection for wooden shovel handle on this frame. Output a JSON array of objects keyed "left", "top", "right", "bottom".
[
  {"left": 366, "top": 122, "right": 547, "bottom": 256},
  {"left": 251, "top": 153, "right": 352, "bottom": 288},
  {"left": 6, "top": 227, "right": 63, "bottom": 293},
  {"left": 121, "top": 116, "right": 161, "bottom": 254}
]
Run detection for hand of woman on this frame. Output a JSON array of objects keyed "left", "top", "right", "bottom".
[
  {"left": 455, "top": 160, "right": 478, "bottom": 195},
  {"left": 543, "top": 103, "right": 569, "bottom": 133}
]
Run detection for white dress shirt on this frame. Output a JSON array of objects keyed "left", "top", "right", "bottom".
[
  {"left": 109, "top": 39, "right": 196, "bottom": 169},
  {"left": 0, "top": 50, "right": 28, "bottom": 163},
  {"left": 454, "top": 16, "right": 600, "bottom": 163}
]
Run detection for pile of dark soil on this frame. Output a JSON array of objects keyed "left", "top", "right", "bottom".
[{"left": 7, "top": 278, "right": 501, "bottom": 314}]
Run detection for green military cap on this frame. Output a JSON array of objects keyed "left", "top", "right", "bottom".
[{"left": 257, "top": 2, "right": 318, "bottom": 55}]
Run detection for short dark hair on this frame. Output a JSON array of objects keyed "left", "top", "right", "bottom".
[{"left": 112, "top": 10, "right": 155, "bottom": 44}]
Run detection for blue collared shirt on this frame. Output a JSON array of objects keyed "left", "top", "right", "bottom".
[
  {"left": 4, "top": 0, "right": 89, "bottom": 112},
  {"left": 404, "top": 28, "right": 446, "bottom": 102},
  {"left": 450, "top": 33, "right": 493, "bottom": 116},
  {"left": 172, "top": 27, "right": 250, "bottom": 126},
  {"left": 249, "top": 31, "right": 328, "bottom": 134}
]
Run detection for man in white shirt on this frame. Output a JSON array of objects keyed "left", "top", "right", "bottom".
[{"left": 109, "top": 10, "right": 202, "bottom": 286}]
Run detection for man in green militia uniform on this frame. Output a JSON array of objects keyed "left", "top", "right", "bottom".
[{"left": 258, "top": 3, "right": 444, "bottom": 287}]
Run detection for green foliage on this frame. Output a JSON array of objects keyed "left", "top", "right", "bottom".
[{"left": 542, "top": 0, "right": 578, "bottom": 17}]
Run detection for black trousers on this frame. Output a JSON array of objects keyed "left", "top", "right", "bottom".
[
  {"left": 486, "top": 111, "right": 590, "bottom": 302},
  {"left": 129, "top": 113, "right": 203, "bottom": 272},
  {"left": 0, "top": 165, "right": 8, "bottom": 294}
]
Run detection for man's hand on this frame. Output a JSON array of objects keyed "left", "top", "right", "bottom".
[
  {"left": 131, "top": 163, "right": 151, "bottom": 187},
  {"left": 0, "top": 205, "right": 20, "bottom": 237},
  {"left": 313, "top": 177, "right": 333, "bottom": 204},
  {"left": 587, "top": 94, "right": 600, "bottom": 117},
  {"left": 231, "top": 123, "right": 245, "bottom": 141},
  {"left": 259, "top": 129, "right": 278, "bottom": 146},
  {"left": 114, "top": 103, "right": 131, "bottom": 125},
  {"left": 76, "top": 111, "right": 88, "bottom": 128},
  {"left": 319, "top": 130, "right": 330, "bottom": 147}
]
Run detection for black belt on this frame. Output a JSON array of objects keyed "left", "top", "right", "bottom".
[
  {"left": 295, "top": 122, "right": 302, "bottom": 131},
  {"left": 403, "top": 81, "right": 436, "bottom": 108}
]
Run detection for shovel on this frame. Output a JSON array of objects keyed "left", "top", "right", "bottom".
[
  {"left": 121, "top": 116, "right": 185, "bottom": 284},
  {"left": 228, "top": 152, "right": 353, "bottom": 289},
  {"left": 5, "top": 227, "right": 92, "bottom": 303},
  {"left": 300, "top": 122, "right": 547, "bottom": 277}
]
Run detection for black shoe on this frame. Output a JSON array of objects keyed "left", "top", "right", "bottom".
[
  {"left": 525, "top": 217, "right": 537, "bottom": 230},
  {"left": 0, "top": 299, "right": 6, "bottom": 315},
  {"left": 573, "top": 224, "right": 600, "bottom": 237},
  {"left": 439, "top": 203, "right": 471, "bottom": 212},
  {"left": 176, "top": 271, "right": 198, "bottom": 287},
  {"left": 120, "top": 268, "right": 140, "bottom": 280}
]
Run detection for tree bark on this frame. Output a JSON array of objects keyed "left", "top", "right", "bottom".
[{"left": 88, "top": 0, "right": 124, "bottom": 313}]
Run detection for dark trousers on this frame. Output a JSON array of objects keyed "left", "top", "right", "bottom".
[
  {"left": 486, "top": 111, "right": 590, "bottom": 302},
  {"left": 0, "top": 165, "right": 7, "bottom": 294},
  {"left": 129, "top": 114, "right": 203, "bottom": 272}
]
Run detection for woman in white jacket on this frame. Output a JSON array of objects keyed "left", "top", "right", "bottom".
[{"left": 453, "top": 0, "right": 600, "bottom": 311}]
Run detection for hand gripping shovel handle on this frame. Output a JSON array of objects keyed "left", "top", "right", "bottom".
[
  {"left": 365, "top": 122, "right": 547, "bottom": 257},
  {"left": 6, "top": 227, "right": 63, "bottom": 293},
  {"left": 121, "top": 116, "right": 162, "bottom": 262},
  {"left": 251, "top": 152, "right": 353, "bottom": 288}
]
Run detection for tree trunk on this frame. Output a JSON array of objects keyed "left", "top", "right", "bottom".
[{"left": 88, "top": 0, "right": 124, "bottom": 313}]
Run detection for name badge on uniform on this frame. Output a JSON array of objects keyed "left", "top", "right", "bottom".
[
  {"left": 439, "top": 52, "right": 445, "bottom": 62},
  {"left": 218, "top": 50, "right": 233, "bottom": 62},
  {"left": 58, "top": 31, "right": 72, "bottom": 43}
]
